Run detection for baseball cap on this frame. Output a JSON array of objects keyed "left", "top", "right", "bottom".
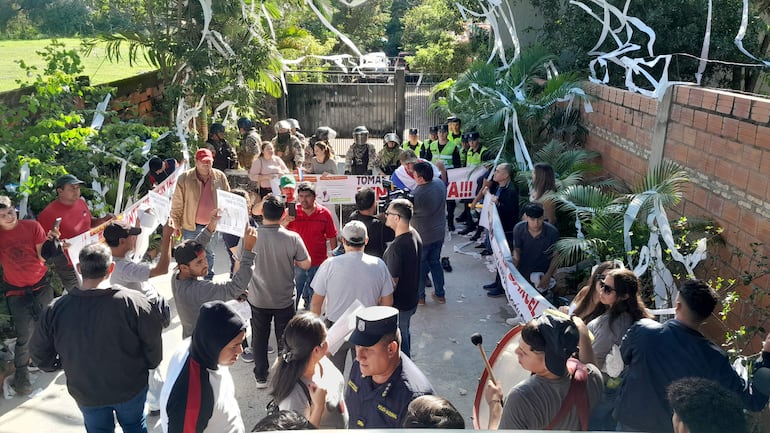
[
  {"left": 342, "top": 220, "right": 367, "bottom": 246},
  {"left": 467, "top": 131, "right": 480, "bottom": 141},
  {"left": 174, "top": 240, "right": 206, "bottom": 265},
  {"left": 103, "top": 220, "right": 141, "bottom": 244},
  {"left": 349, "top": 306, "right": 399, "bottom": 347},
  {"left": 195, "top": 148, "right": 214, "bottom": 163},
  {"left": 148, "top": 156, "right": 163, "bottom": 172},
  {"left": 279, "top": 175, "right": 296, "bottom": 189},
  {"left": 55, "top": 174, "right": 85, "bottom": 190},
  {"left": 532, "top": 314, "right": 579, "bottom": 377},
  {"left": 524, "top": 203, "right": 545, "bottom": 218}
]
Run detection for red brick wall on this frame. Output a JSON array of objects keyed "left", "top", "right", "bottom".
[{"left": 583, "top": 83, "right": 770, "bottom": 294}]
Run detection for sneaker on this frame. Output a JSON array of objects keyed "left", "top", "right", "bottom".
[
  {"left": 431, "top": 293, "right": 446, "bottom": 304},
  {"left": 256, "top": 379, "right": 269, "bottom": 389},
  {"left": 487, "top": 288, "right": 505, "bottom": 298},
  {"left": 441, "top": 257, "right": 453, "bottom": 272},
  {"left": 418, "top": 298, "right": 426, "bottom": 306},
  {"left": 481, "top": 249, "right": 492, "bottom": 256},
  {"left": 241, "top": 348, "right": 254, "bottom": 363},
  {"left": 458, "top": 226, "right": 475, "bottom": 236},
  {"left": 27, "top": 361, "right": 39, "bottom": 372},
  {"left": 267, "top": 345, "right": 275, "bottom": 354}
]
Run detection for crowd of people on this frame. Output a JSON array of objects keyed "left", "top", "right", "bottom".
[{"left": 0, "top": 114, "right": 767, "bottom": 433}]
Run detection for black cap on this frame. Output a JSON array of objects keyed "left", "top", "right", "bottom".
[
  {"left": 429, "top": 126, "right": 439, "bottom": 133},
  {"left": 438, "top": 124, "right": 449, "bottom": 133},
  {"left": 524, "top": 203, "right": 545, "bottom": 218},
  {"left": 349, "top": 306, "right": 399, "bottom": 347},
  {"left": 103, "top": 220, "right": 141, "bottom": 243},
  {"left": 408, "top": 128, "right": 418, "bottom": 135},
  {"left": 174, "top": 240, "right": 206, "bottom": 265},
  {"left": 532, "top": 315, "right": 579, "bottom": 377},
  {"left": 467, "top": 131, "right": 480, "bottom": 141},
  {"left": 55, "top": 174, "right": 85, "bottom": 190},
  {"left": 148, "top": 156, "right": 163, "bottom": 172}
]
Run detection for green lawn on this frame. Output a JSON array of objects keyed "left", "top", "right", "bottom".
[{"left": 0, "top": 38, "right": 156, "bottom": 92}]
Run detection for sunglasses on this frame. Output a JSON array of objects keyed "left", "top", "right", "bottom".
[
  {"left": 384, "top": 211, "right": 401, "bottom": 218},
  {"left": 600, "top": 280, "right": 616, "bottom": 294}
]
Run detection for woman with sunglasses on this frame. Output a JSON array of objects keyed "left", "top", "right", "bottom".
[
  {"left": 268, "top": 312, "right": 348, "bottom": 429},
  {"left": 586, "top": 268, "right": 651, "bottom": 429},
  {"left": 563, "top": 261, "right": 624, "bottom": 323}
]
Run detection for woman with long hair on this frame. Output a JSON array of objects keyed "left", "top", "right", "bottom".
[
  {"left": 530, "top": 162, "right": 557, "bottom": 224},
  {"left": 249, "top": 141, "right": 289, "bottom": 197},
  {"left": 587, "top": 268, "right": 651, "bottom": 372},
  {"left": 564, "top": 261, "right": 624, "bottom": 323},
  {"left": 585, "top": 269, "right": 651, "bottom": 430},
  {"left": 309, "top": 141, "right": 338, "bottom": 175},
  {"left": 269, "top": 312, "right": 348, "bottom": 429}
]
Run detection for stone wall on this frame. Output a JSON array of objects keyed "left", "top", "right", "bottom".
[{"left": 583, "top": 82, "right": 770, "bottom": 298}]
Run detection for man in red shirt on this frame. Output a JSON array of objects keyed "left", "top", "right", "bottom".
[
  {"left": 37, "top": 174, "right": 112, "bottom": 292},
  {"left": 0, "top": 196, "right": 56, "bottom": 395},
  {"left": 286, "top": 182, "right": 337, "bottom": 308}
]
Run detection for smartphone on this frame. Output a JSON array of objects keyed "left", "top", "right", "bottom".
[
  {"left": 53, "top": 217, "right": 62, "bottom": 230},
  {"left": 288, "top": 202, "right": 296, "bottom": 217}
]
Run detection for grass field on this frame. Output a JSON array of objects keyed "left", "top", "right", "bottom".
[{"left": 0, "top": 38, "right": 156, "bottom": 92}]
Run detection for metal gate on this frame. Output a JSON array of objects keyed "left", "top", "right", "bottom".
[
  {"left": 403, "top": 75, "right": 446, "bottom": 142},
  {"left": 281, "top": 70, "right": 406, "bottom": 156}
]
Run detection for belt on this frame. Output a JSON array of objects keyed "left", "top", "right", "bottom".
[{"left": 5, "top": 284, "right": 44, "bottom": 297}]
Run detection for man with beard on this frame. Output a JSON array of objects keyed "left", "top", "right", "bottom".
[
  {"left": 272, "top": 120, "right": 304, "bottom": 171},
  {"left": 344, "top": 125, "right": 377, "bottom": 175}
]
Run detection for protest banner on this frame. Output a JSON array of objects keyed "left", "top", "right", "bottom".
[
  {"left": 216, "top": 190, "right": 249, "bottom": 237},
  {"left": 485, "top": 196, "right": 554, "bottom": 322}
]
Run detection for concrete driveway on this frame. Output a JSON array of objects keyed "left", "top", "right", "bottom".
[{"left": 0, "top": 230, "right": 518, "bottom": 431}]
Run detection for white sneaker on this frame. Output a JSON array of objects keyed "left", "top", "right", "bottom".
[{"left": 256, "top": 379, "right": 268, "bottom": 389}]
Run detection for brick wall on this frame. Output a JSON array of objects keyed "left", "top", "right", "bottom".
[{"left": 583, "top": 83, "right": 770, "bottom": 294}]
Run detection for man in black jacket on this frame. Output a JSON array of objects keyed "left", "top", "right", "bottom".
[
  {"left": 478, "top": 163, "right": 519, "bottom": 296},
  {"left": 31, "top": 243, "right": 164, "bottom": 433}
]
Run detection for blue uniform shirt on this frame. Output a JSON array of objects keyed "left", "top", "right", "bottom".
[{"left": 346, "top": 354, "right": 434, "bottom": 428}]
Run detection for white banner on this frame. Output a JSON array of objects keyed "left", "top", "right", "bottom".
[
  {"left": 216, "top": 190, "right": 249, "bottom": 237},
  {"left": 486, "top": 197, "right": 555, "bottom": 321}
]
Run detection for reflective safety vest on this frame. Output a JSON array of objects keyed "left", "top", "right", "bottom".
[
  {"left": 466, "top": 145, "right": 488, "bottom": 167},
  {"left": 429, "top": 140, "right": 458, "bottom": 168},
  {"left": 402, "top": 140, "right": 423, "bottom": 155}
]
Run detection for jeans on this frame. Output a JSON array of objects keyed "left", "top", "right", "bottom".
[
  {"left": 250, "top": 304, "right": 295, "bottom": 381},
  {"left": 183, "top": 224, "right": 217, "bottom": 280},
  {"left": 294, "top": 265, "right": 319, "bottom": 308},
  {"left": 79, "top": 386, "right": 148, "bottom": 433},
  {"left": 418, "top": 240, "right": 445, "bottom": 299},
  {"left": 398, "top": 307, "right": 417, "bottom": 357},
  {"left": 6, "top": 282, "right": 54, "bottom": 371}
]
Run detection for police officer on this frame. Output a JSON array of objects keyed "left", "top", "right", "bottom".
[
  {"left": 402, "top": 128, "right": 425, "bottom": 159},
  {"left": 428, "top": 124, "right": 461, "bottom": 231},
  {"left": 345, "top": 125, "right": 377, "bottom": 175},
  {"left": 423, "top": 126, "right": 439, "bottom": 159},
  {"left": 447, "top": 116, "right": 463, "bottom": 147},
  {"left": 458, "top": 131, "right": 494, "bottom": 235},
  {"left": 205, "top": 123, "right": 238, "bottom": 171},
  {"left": 346, "top": 306, "right": 434, "bottom": 429}
]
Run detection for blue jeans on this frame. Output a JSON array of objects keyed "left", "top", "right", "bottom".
[
  {"left": 79, "top": 386, "right": 148, "bottom": 433},
  {"left": 398, "top": 307, "right": 417, "bottom": 357},
  {"left": 183, "top": 224, "right": 217, "bottom": 280},
  {"left": 418, "top": 240, "right": 445, "bottom": 299},
  {"left": 294, "top": 265, "right": 319, "bottom": 308}
]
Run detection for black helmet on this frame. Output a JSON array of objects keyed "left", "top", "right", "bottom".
[
  {"left": 209, "top": 123, "right": 225, "bottom": 134},
  {"left": 314, "top": 126, "right": 337, "bottom": 141},
  {"left": 237, "top": 117, "right": 252, "bottom": 129},
  {"left": 353, "top": 125, "right": 369, "bottom": 135}
]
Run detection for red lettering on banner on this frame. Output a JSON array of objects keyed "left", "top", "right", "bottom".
[
  {"left": 507, "top": 271, "right": 538, "bottom": 318},
  {"left": 447, "top": 182, "right": 460, "bottom": 199}
]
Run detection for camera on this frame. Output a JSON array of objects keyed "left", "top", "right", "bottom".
[{"left": 379, "top": 179, "right": 414, "bottom": 212}]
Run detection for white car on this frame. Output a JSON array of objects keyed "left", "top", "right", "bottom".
[{"left": 354, "top": 52, "right": 389, "bottom": 75}]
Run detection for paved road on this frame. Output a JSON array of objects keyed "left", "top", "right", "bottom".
[{"left": 0, "top": 228, "right": 519, "bottom": 431}]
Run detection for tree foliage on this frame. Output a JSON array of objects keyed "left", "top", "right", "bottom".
[{"left": 529, "top": 0, "right": 768, "bottom": 91}]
